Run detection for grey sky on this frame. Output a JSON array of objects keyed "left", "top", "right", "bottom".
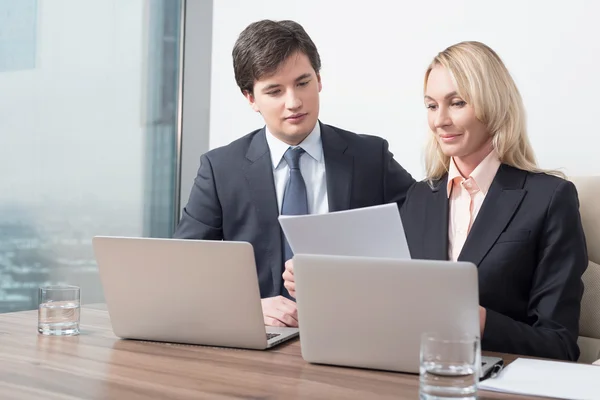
[{"left": 0, "top": 0, "right": 145, "bottom": 208}]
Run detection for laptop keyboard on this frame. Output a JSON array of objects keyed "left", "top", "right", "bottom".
[{"left": 266, "top": 333, "right": 280, "bottom": 340}]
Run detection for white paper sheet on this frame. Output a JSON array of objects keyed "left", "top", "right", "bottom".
[
  {"left": 278, "top": 203, "right": 410, "bottom": 259},
  {"left": 479, "top": 358, "right": 600, "bottom": 400}
]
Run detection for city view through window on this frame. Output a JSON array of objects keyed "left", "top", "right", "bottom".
[{"left": 0, "top": 0, "right": 182, "bottom": 313}]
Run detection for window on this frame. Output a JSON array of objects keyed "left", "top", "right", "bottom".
[{"left": 0, "top": 0, "right": 183, "bottom": 312}]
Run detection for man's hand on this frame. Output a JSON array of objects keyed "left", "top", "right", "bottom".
[
  {"left": 261, "top": 295, "right": 298, "bottom": 327},
  {"left": 282, "top": 259, "right": 296, "bottom": 298}
]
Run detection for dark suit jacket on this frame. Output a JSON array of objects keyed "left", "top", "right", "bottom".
[
  {"left": 174, "top": 122, "right": 415, "bottom": 298},
  {"left": 401, "top": 164, "right": 587, "bottom": 361}
]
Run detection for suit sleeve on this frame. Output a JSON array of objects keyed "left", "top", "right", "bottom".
[
  {"left": 482, "top": 180, "right": 587, "bottom": 361},
  {"left": 381, "top": 139, "right": 416, "bottom": 208},
  {"left": 172, "top": 154, "right": 224, "bottom": 240}
]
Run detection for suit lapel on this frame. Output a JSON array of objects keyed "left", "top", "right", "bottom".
[
  {"left": 421, "top": 177, "right": 450, "bottom": 260},
  {"left": 458, "top": 165, "right": 527, "bottom": 266},
  {"left": 321, "top": 123, "right": 354, "bottom": 212},
  {"left": 243, "top": 129, "right": 282, "bottom": 288}
]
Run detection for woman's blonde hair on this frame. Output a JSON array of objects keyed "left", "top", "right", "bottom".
[{"left": 424, "top": 41, "right": 562, "bottom": 181}]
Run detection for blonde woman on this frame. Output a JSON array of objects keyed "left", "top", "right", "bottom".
[{"left": 401, "top": 41, "right": 587, "bottom": 361}]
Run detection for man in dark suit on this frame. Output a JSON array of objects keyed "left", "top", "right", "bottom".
[{"left": 174, "top": 20, "right": 415, "bottom": 328}]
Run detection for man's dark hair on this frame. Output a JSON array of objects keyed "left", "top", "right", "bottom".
[{"left": 232, "top": 20, "right": 321, "bottom": 94}]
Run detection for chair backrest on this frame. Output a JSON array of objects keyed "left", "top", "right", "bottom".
[{"left": 570, "top": 176, "right": 600, "bottom": 362}]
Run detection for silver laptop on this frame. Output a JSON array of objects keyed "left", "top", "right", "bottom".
[
  {"left": 294, "top": 254, "right": 502, "bottom": 377},
  {"left": 92, "top": 236, "right": 298, "bottom": 349}
]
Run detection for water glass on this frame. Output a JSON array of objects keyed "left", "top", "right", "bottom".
[
  {"left": 38, "top": 285, "right": 81, "bottom": 336},
  {"left": 420, "top": 332, "right": 480, "bottom": 400}
]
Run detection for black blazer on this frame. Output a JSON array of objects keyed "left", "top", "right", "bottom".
[
  {"left": 174, "top": 122, "right": 415, "bottom": 299},
  {"left": 401, "top": 164, "right": 587, "bottom": 361}
]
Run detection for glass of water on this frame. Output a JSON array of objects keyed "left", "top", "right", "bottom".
[
  {"left": 38, "top": 285, "right": 81, "bottom": 336},
  {"left": 420, "top": 332, "right": 480, "bottom": 400}
]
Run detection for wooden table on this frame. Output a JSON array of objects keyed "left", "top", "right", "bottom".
[{"left": 0, "top": 305, "right": 549, "bottom": 399}]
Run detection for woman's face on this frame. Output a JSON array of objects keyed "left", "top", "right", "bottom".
[{"left": 425, "top": 65, "right": 491, "bottom": 162}]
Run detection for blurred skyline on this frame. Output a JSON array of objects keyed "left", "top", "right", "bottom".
[{"left": 0, "top": 0, "right": 182, "bottom": 312}]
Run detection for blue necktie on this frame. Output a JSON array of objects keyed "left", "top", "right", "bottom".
[{"left": 281, "top": 147, "right": 308, "bottom": 264}]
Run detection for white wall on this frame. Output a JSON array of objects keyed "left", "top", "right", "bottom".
[{"left": 210, "top": 0, "right": 600, "bottom": 179}]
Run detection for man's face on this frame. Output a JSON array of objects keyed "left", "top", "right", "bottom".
[{"left": 245, "top": 52, "right": 322, "bottom": 145}]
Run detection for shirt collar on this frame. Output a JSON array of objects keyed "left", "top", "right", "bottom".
[
  {"left": 265, "top": 122, "right": 323, "bottom": 170},
  {"left": 446, "top": 150, "right": 501, "bottom": 198}
]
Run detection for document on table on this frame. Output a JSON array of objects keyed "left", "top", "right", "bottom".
[
  {"left": 479, "top": 358, "right": 600, "bottom": 400},
  {"left": 278, "top": 203, "right": 410, "bottom": 259}
]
